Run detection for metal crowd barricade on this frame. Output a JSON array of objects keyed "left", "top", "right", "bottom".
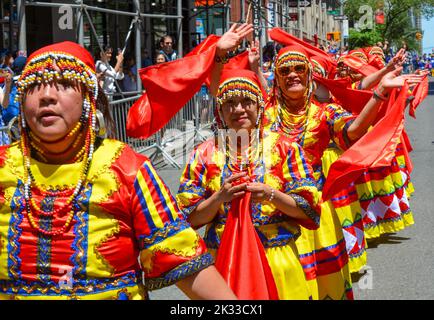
[{"left": 109, "top": 89, "right": 216, "bottom": 169}]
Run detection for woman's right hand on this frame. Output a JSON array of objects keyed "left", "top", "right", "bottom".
[
  {"left": 216, "top": 172, "right": 248, "bottom": 203},
  {"left": 116, "top": 52, "right": 124, "bottom": 64}
]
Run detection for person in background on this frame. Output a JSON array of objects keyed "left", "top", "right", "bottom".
[
  {"left": 0, "top": 49, "right": 14, "bottom": 73},
  {"left": 95, "top": 45, "right": 124, "bottom": 101},
  {"left": 141, "top": 49, "right": 153, "bottom": 68},
  {"left": 0, "top": 55, "right": 26, "bottom": 129},
  {"left": 155, "top": 52, "right": 167, "bottom": 64},
  {"left": 159, "top": 35, "right": 178, "bottom": 62},
  {"left": 122, "top": 55, "right": 138, "bottom": 92}
]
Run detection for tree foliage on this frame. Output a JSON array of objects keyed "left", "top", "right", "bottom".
[
  {"left": 344, "top": 0, "right": 434, "bottom": 51},
  {"left": 348, "top": 28, "right": 383, "bottom": 49}
]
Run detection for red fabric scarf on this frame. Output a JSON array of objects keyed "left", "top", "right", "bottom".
[
  {"left": 215, "top": 191, "right": 280, "bottom": 300},
  {"left": 342, "top": 55, "right": 379, "bottom": 77},
  {"left": 322, "top": 84, "right": 409, "bottom": 201},
  {"left": 268, "top": 28, "right": 334, "bottom": 63},
  {"left": 409, "top": 75, "right": 429, "bottom": 119},
  {"left": 313, "top": 75, "right": 373, "bottom": 114},
  {"left": 126, "top": 41, "right": 217, "bottom": 139}
]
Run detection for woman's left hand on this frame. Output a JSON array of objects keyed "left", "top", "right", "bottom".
[
  {"left": 248, "top": 39, "right": 260, "bottom": 71},
  {"left": 246, "top": 182, "right": 273, "bottom": 203},
  {"left": 378, "top": 66, "right": 425, "bottom": 95}
]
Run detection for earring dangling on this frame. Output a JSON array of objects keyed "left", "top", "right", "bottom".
[{"left": 95, "top": 109, "right": 107, "bottom": 138}]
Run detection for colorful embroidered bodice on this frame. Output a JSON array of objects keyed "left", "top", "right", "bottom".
[
  {"left": 176, "top": 132, "right": 321, "bottom": 250},
  {"left": 0, "top": 139, "right": 211, "bottom": 299},
  {"left": 264, "top": 101, "right": 356, "bottom": 182}
]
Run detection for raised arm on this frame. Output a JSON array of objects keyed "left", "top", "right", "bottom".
[
  {"left": 209, "top": 23, "right": 253, "bottom": 96},
  {"left": 358, "top": 48, "right": 406, "bottom": 90},
  {"left": 248, "top": 39, "right": 269, "bottom": 92},
  {"left": 347, "top": 66, "right": 425, "bottom": 141}
]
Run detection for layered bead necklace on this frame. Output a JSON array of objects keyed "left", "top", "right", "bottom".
[
  {"left": 272, "top": 50, "right": 314, "bottom": 146},
  {"left": 16, "top": 52, "right": 98, "bottom": 237},
  {"left": 276, "top": 98, "right": 311, "bottom": 146}
]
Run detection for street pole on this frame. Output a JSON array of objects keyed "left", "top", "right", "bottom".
[
  {"left": 340, "top": 0, "right": 344, "bottom": 49},
  {"left": 17, "top": 0, "right": 27, "bottom": 53},
  {"left": 297, "top": 0, "right": 302, "bottom": 39},
  {"left": 77, "top": 0, "right": 84, "bottom": 46},
  {"left": 133, "top": 0, "right": 142, "bottom": 89},
  {"left": 206, "top": 0, "right": 209, "bottom": 36},
  {"left": 177, "top": 0, "right": 183, "bottom": 57}
]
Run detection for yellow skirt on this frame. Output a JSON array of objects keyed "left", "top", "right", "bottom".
[
  {"left": 210, "top": 240, "right": 312, "bottom": 300},
  {"left": 321, "top": 147, "right": 368, "bottom": 274},
  {"left": 295, "top": 198, "right": 353, "bottom": 300}
]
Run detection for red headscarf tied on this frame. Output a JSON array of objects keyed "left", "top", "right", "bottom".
[
  {"left": 349, "top": 48, "right": 369, "bottom": 63},
  {"left": 214, "top": 68, "right": 279, "bottom": 300},
  {"left": 26, "top": 41, "right": 96, "bottom": 71}
]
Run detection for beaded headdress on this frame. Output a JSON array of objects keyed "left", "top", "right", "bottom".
[
  {"left": 272, "top": 46, "right": 314, "bottom": 104},
  {"left": 215, "top": 69, "right": 266, "bottom": 130},
  {"left": 368, "top": 46, "right": 385, "bottom": 58},
  {"left": 349, "top": 49, "right": 368, "bottom": 63},
  {"left": 17, "top": 41, "right": 99, "bottom": 237},
  {"left": 311, "top": 58, "right": 327, "bottom": 78}
]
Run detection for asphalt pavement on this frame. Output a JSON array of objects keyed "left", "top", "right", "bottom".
[{"left": 148, "top": 80, "right": 434, "bottom": 300}]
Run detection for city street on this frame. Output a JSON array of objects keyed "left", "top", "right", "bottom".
[{"left": 149, "top": 80, "right": 434, "bottom": 300}]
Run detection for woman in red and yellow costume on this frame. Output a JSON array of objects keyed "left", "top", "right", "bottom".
[
  {"left": 263, "top": 45, "right": 421, "bottom": 299},
  {"left": 176, "top": 68, "right": 322, "bottom": 300},
  {"left": 0, "top": 42, "right": 238, "bottom": 300},
  {"left": 336, "top": 47, "right": 416, "bottom": 240}
]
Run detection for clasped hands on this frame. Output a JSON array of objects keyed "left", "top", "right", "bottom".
[{"left": 216, "top": 172, "right": 274, "bottom": 204}]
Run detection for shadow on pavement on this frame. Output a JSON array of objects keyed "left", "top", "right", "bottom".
[{"left": 366, "top": 233, "right": 411, "bottom": 248}]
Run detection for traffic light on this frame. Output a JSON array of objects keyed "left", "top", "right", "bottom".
[
  {"left": 415, "top": 32, "right": 423, "bottom": 41},
  {"left": 326, "top": 31, "right": 341, "bottom": 41}
]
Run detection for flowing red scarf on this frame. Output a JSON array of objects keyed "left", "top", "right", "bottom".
[
  {"left": 126, "top": 39, "right": 217, "bottom": 139},
  {"left": 322, "top": 83, "right": 409, "bottom": 201},
  {"left": 313, "top": 75, "right": 373, "bottom": 114},
  {"left": 215, "top": 189, "right": 280, "bottom": 300},
  {"left": 409, "top": 75, "right": 429, "bottom": 119},
  {"left": 342, "top": 55, "right": 379, "bottom": 77}
]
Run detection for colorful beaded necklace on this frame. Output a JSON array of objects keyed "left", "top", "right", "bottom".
[
  {"left": 16, "top": 51, "right": 98, "bottom": 237},
  {"left": 273, "top": 51, "right": 314, "bottom": 146}
]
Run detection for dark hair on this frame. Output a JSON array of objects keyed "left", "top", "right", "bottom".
[
  {"left": 155, "top": 53, "right": 167, "bottom": 63},
  {"left": 96, "top": 84, "right": 116, "bottom": 139},
  {"left": 160, "top": 35, "right": 174, "bottom": 46},
  {"left": 96, "top": 45, "right": 114, "bottom": 60}
]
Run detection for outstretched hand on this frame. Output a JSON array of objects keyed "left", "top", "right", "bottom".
[
  {"left": 386, "top": 48, "right": 406, "bottom": 71},
  {"left": 216, "top": 23, "right": 253, "bottom": 56},
  {"left": 378, "top": 67, "right": 425, "bottom": 94}
]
